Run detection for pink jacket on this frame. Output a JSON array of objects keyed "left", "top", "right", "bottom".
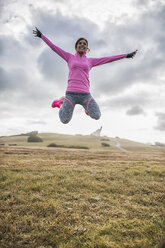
[{"left": 42, "top": 34, "right": 127, "bottom": 93}]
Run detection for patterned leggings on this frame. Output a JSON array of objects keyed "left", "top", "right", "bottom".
[{"left": 59, "top": 91, "right": 101, "bottom": 124}]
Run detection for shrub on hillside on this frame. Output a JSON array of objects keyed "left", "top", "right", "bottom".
[
  {"left": 101, "top": 142, "right": 110, "bottom": 147},
  {"left": 47, "top": 143, "right": 58, "bottom": 147},
  {"left": 47, "top": 143, "right": 89, "bottom": 149},
  {"left": 68, "top": 145, "right": 89, "bottom": 149},
  {"left": 27, "top": 136, "right": 43, "bottom": 142}
]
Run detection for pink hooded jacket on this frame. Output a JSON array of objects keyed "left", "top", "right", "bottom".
[{"left": 42, "top": 35, "right": 127, "bottom": 93}]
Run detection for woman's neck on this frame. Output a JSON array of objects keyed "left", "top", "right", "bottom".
[{"left": 78, "top": 52, "right": 83, "bottom": 57}]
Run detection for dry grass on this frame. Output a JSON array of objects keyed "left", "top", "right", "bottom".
[{"left": 0, "top": 145, "right": 165, "bottom": 248}]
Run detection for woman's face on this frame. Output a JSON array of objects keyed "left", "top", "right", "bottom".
[{"left": 76, "top": 39, "right": 88, "bottom": 54}]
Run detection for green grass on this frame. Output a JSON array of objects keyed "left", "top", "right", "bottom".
[{"left": 0, "top": 142, "right": 165, "bottom": 247}]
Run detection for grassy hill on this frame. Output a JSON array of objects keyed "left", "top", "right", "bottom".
[{"left": 0, "top": 132, "right": 164, "bottom": 153}]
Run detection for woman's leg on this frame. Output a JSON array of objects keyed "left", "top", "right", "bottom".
[
  {"left": 83, "top": 95, "right": 101, "bottom": 120},
  {"left": 59, "top": 95, "right": 75, "bottom": 124}
]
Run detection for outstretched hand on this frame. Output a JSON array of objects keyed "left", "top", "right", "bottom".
[
  {"left": 127, "top": 50, "right": 138, "bottom": 59},
  {"left": 33, "top": 27, "right": 42, "bottom": 38}
]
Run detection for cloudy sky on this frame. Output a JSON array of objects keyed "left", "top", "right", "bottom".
[{"left": 0, "top": 0, "right": 165, "bottom": 144}]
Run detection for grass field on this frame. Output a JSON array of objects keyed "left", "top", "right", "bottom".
[{"left": 0, "top": 134, "right": 165, "bottom": 247}]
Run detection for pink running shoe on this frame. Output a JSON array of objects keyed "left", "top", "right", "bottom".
[{"left": 51, "top": 97, "right": 65, "bottom": 108}]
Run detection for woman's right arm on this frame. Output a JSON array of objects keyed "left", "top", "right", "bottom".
[{"left": 33, "top": 27, "right": 71, "bottom": 62}]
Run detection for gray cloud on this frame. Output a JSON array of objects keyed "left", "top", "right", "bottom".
[
  {"left": 92, "top": 3, "right": 165, "bottom": 96},
  {"left": 0, "top": 64, "right": 53, "bottom": 110},
  {"left": 0, "top": 32, "right": 57, "bottom": 107},
  {"left": 37, "top": 48, "right": 68, "bottom": 87},
  {"left": 0, "top": 66, "right": 28, "bottom": 93},
  {"left": 126, "top": 105, "right": 146, "bottom": 116},
  {"left": 0, "top": 35, "right": 28, "bottom": 63},
  {"left": 155, "top": 112, "right": 165, "bottom": 131},
  {"left": 26, "top": 7, "right": 103, "bottom": 50},
  {"left": 0, "top": 67, "right": 10, "bottom": 90},
  {"left": 0, "top": 0, "right": 10, "bottom": 18},
  {"left": 100, "top": 90, "right": 153, "bottom": 110}
]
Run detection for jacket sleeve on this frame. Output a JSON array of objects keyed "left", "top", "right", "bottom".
[
  {"left": 41, "top": 34, "right": 71, "bottom": 62},
  {"left": 89, "top": 54, "right": 127, "bottom": 67}
]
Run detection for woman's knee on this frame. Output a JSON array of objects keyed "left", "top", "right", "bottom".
[
  {"left": 60, "top": 117, "right": 71, "bottom": 124},
  {"left": 59, "top": 112, "right": 72, "bottom": 124},
  {"left": 95, "top": 112, "right": 101, "bottom": 120},
  {"left": 87, "top": 99, "right": 101, "bottom": 120},
  {"left": 91, "top": 111, "right": 101, "bottom": 120}
]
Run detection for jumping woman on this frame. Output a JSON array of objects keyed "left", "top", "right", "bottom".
[{"left": 33, "top": 27, "right": 137, "bottom": 124}]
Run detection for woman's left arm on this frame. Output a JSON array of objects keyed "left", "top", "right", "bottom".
[{"left": 89, "top": 50, "right": 138, "bottom": 67}]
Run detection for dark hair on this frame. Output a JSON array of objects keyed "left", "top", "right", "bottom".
[{"left": 75, "top": 37, "right": 88, "bottom": 50}]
